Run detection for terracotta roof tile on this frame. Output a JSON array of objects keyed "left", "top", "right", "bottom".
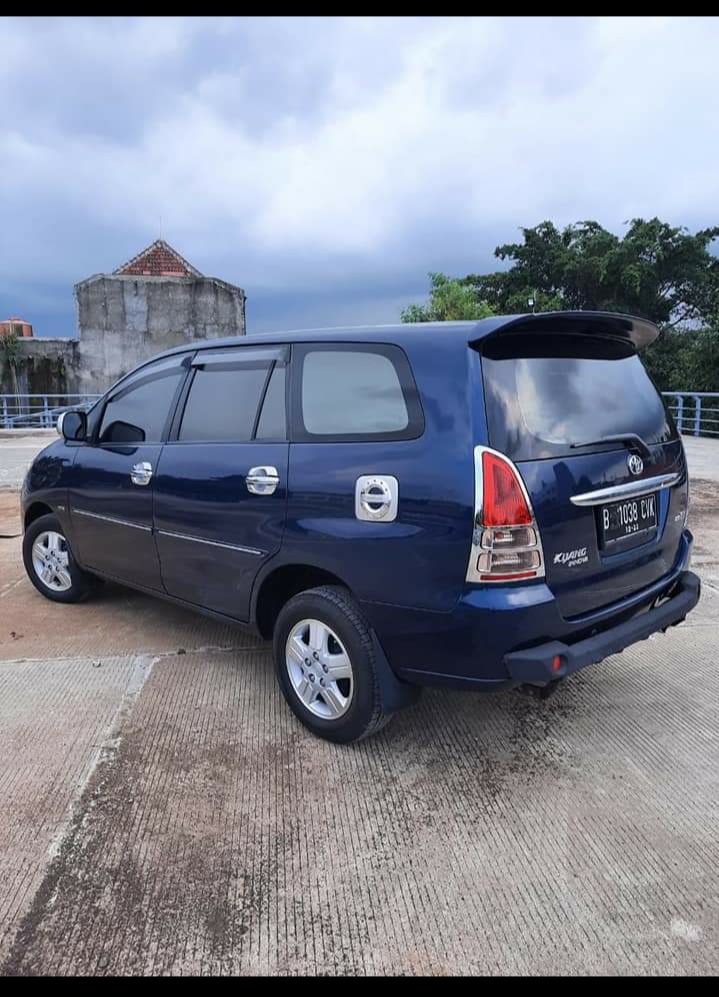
[{"left": 114, "top": 239, "right": 202, "bottom": 278}]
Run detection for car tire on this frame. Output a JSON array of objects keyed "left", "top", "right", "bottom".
[
  {"left": 22, "top": 513, "right": 97, "bottom": 604},
  {"left": 273, "top": 585, "right": 393, "bottom": 744}
]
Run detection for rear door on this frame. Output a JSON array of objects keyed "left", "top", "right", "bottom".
[
  {"left": 153, "top": 344, "right": 289, "bottom": 622},
  {"left": 479, "top": 331, "right": 688, "bottom": 618}
]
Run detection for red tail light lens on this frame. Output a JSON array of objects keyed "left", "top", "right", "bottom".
[
  {"left": 466, "top": 446, "right": 545, "bottom": 584},
  {"left": 482, "top": 451, "right": 532, "bottom": 527}
]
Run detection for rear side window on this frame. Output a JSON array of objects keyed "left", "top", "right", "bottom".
[
  {"left": 294, "top": 344, "right": 423, "bottom": 441},
  {"left": 480, "top": 334, "right": 677, "bottom": 461},
  {"left": 177, "top": 347, "right": 288, "bottom": 443},
  {"left": 179, "top": 366, "right": 268, "bottom": 442},
  {"left": 98, "top": 356, "right": 187, "bottom": 445}
]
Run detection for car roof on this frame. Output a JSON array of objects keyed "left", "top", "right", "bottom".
[
  {"left": 149, "top": 311, "right": 660, "bottom": 363},
  {"left": 153, "top": 320, "right": 481, "bottom": 359}
]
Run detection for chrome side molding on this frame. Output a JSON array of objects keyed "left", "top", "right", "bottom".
[
  {"left": 156, "top": 529, "right": 265, "bottom": 557},
  {"left": 570, "top": 472, "right": 680, "bottom": 507},
  {"left": 73, "top": 508, "right": 152, "bottom": 532}
]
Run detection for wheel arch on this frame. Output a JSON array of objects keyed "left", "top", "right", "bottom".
[
  {"left": 253, "top": 561, "right": 353, "bottom": 639},
  {"left": 24, "top": 501, "right": 54, "bottom": 531}
]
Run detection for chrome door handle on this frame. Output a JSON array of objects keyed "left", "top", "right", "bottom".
[
  {"left": 245, "top": 465, "right": 279, "bottom": 496},
  {"left": 130, "top": 461, "right": 153, "bottom": 486}
]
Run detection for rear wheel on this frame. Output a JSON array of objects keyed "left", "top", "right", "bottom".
[
  {"left": 23, "top": 514, "right": 96, "bottom": 603},
  {"left": 273, "top": 585, "right": 393, "bottom": 743}
]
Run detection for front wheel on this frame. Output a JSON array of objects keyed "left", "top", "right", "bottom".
[
  {"left": 22, "top": 513, "right": 97, "bottom": 603},
  {"left": 273, "top": 585, "right": 393, "bottom": 743}
]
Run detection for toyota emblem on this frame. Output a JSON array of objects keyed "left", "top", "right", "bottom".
[{"left": 628, "top": 454, "right": 644, "bottom": 475}]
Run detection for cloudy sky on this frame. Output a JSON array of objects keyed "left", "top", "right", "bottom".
[{"left": 2, "top": 16, "right": 718, "bottom": 337}]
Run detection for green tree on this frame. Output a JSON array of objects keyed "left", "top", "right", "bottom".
[
  {"left": 402, "top": 219, "right": 719, "bottom": 391},
  {"left": 680, "top": 324, "right": 719, "bottom": 392},
  {"left": 641, "top": 326, "right": 692, "bottom": 391},
  {"left": 0, "top": 328, "right": 22, "bottom": 395},
  {"left": 465, "top": 218, "right": 719, "bottom": 326},
  {"left": 401, "top": 272, "right": 495, "bottom": 323}
]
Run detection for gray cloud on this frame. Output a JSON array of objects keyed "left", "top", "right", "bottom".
[{"left": 1, "top": 15, "right": 717, "bottom": 336}]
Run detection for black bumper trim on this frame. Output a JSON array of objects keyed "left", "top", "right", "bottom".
[{"left": 504, "top": 570, "right": 701, "bottom": 684}]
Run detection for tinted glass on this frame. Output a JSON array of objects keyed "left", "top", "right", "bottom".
[
  {"left": 301, "top": 349, "right": 409, "bottom": 436},
  {"left": 256, "top": 365, "right": 286, "bottom": 440},
  {"left": 99, "top": 359, "right": 185, "bottom": 444},
  {"left": 481, "top": 335, "right": 676, "bottom": 461},
  {"left": 179, "top": 365, "right": 268, "bottom": 442}
]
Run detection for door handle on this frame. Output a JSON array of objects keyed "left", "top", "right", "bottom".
[
  {"left": 130, "top": 461, "right": 153, "bottom": 486},
  {"left": 245, "top": 465, "right": 279, "bottom": 496}
]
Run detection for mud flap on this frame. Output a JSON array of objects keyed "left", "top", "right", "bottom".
[{"left": 370, "top": 630, "right": 422, "bottom": 713}]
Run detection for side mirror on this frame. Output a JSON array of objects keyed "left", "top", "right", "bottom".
[{"left": 58, "top": 410, "right": 87, "bottom": 442}]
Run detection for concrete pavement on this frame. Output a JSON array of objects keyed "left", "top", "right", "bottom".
[
  {"left": 0, "top": 435, "right": 717, "bottom": 975},
  {"left": 682, "top": 435, "right": 719, "bottom": 483},
  {"left": 0, "top": 432, "right": 56, "bottom": 492}
]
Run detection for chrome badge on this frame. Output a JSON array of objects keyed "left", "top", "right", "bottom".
[{"left": 628, "top": 454, "right": 644, "bottom": 475}]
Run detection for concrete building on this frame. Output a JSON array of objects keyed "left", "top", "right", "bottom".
[
  {"left": 0, "top": 318, "right": 33, "bottom": 339},
  {"left": 0, "top": 240, "right": 246, "bottom": 395}
]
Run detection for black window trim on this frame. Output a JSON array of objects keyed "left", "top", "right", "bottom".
[
  {"left": 167, "top": 343, "right": 290, "bottom": 445},
  {"left": 289, "top": 342, "right": 424, "bottom": 444},
  {"left": 251, "top": 361, "right": 278, "bottom": 440},
  {"left": 93, "top": 352, "right": 194, "bottom": 448}
]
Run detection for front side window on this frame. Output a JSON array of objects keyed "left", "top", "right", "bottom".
[
  {"left": 295, "top": 344, "right": 423, "bottom": 441},
  {"left": 98, "top": 357, "right": 187, "bottom": 444}
]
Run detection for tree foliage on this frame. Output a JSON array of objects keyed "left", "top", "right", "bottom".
[
  {"left": 642, "top": 325, "right": 719, "bottom": 392},
  {"left": 401, "top": 272, "right": 494, "bottom": 323},
  {"left": 465, "top": 218, "right": 719, "bottom": 327},
  {"left": 0, "top": 329, "right": 22, "bottom": 395},
  {"left": 402, "top": 219, "right": 719, "bottom": 390}
]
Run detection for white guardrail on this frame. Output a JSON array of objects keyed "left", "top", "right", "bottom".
[
  {"left": 662, "top": 392, "right": 719, "bottom": 437},
  {"left": 0, "top": 394, "right": 100, "bottom": 430}
]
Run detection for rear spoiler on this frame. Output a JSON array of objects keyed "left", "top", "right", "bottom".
[{"left": 468, "top": 311, "right": 660, "bottom": 353}]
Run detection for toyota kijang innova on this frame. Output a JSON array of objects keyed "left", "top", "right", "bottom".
[{"left": 21, "top": 312, "right": 700, "bottom": 742}]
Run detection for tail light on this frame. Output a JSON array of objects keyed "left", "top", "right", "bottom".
[{"left": 466, "top": 446, "right": 545, "bottom": 583}]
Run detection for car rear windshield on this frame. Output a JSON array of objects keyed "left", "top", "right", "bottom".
[{"left": 480, "top": 333, "right": 678, "bottom": 462}]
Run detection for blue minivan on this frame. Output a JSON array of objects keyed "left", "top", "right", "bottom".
[{"left": 21, "top": 312, "right": 700, "bottom": 742}]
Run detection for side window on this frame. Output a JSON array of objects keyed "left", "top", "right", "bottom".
[
  {"left": 296, "top": 345, "right": 423, "bottom": 441},
  {"left": 177, "top": 349, "right": 287, "bottom": 443},
  {"left": 98, "top": 357, "right": 187, "bottom": 445},
  {"left": 179, "top": 366, "right": 268, "bottom": 442}
]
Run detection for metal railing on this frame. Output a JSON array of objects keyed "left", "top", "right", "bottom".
[
  {"left": 0, "top": 394, "right": 100, "bottom": 430},
  {"left": 662, "top": 392, "right": 719, "bottom": 437}
]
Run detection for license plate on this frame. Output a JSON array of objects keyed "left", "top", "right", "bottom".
[{"left": 598, "top": 492, "right": 658, "bottom": 546}]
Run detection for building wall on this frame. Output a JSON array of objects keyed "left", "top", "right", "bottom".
[
  {"left": 0, "top": 339, "right": 79, "bottom": 395},
  {"left": 0, "top": 319, "right": 33, "bottom": 338},
  {"left": 73, "top": 274, "right": 246, "bottom": 393}
]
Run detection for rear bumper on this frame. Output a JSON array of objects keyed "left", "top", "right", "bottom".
[
  {"left": 362, "top": 530, "right": 698, "bottom": 690},
  {"left": 504, "top": 570, "right": 701, "bottom": 685}
]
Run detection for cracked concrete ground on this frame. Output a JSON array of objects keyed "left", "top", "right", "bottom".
[{"left": 0, "top": 436, "right": 717, "bottom": 975}]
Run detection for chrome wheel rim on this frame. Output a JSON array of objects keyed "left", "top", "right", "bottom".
[
  {"left": 285, "top": 619, "right": 354, "bottom": 720},
  {"left": 31, "top": 531, "right": 72, "bottom": 592}
]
